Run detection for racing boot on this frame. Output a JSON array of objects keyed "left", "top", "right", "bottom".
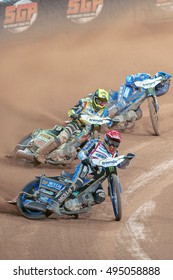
[
  {"left": 16, "top": 149, "right": 35, "bottom": 162},
  {"left": 123, "top": 110, "right": 138, "bottom": 122},
  {"left": 92, "top": 186, "right": 106, "bottom": 204},
  {"left": 35, "top": 138, "right": 61, "bottom": 164}
]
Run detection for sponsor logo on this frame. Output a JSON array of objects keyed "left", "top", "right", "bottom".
[
  {"left": 95, "top": 153, "right": 105, "bottom": 159},
  {"left": 58, "top": 189, "right": 72, "bottom": 202},
  {"left": 88, "top": 117, "right": 103, "bottom": 124},
  {"left": 102, "top": 159, "right": 118, "bottom": 166},
  {"left": 67, "top": 0, "right": 104, "bottom": 24},
  {"left": 3, "top": 0, "right": 38, "bottom": 33},
  {"left": 41, "top": 179, "right": 64, "bottom": 191},
  {"left": 41, "top": 189, "right": 54, "bottom": 196},
  {"left": 34, "top": 139, "right": 47, "bottom": 147},
  {"left": 39, "top": 133, "right": 52, "bottom": 140}
]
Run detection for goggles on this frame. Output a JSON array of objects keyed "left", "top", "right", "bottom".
[
  {"left": 105, "top": 139, "right": 120, "bottom": 148},
  {"left": 95, "top": 97, "right": 107, "bottom": 106}
]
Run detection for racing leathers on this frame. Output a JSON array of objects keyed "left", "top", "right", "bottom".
[
  {"left": 35, "top": 97, "right": 110, "bottom": 164},
  {"left": 107, "top": 72, "right": 171, "bottom": 123},
  {"left": 49, "top": 139, "right": 133, "bottom": 214}
]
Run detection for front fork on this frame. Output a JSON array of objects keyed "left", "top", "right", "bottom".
[
  {"left": 108, "top": 173, "right": 122, "bottom": 196},
  {"left": 147, "top": 89, "right": 159, "bottom": 113}
]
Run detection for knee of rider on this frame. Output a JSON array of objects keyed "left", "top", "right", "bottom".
[
  {"left": 57, "top": 135, "right": 68, "bottom": 144},
  {"left": 125, "top": 110, "right": 137, "bottom": 121},
  {"left": 108, "top": 105, "right": 117, "bottom": 118},
  {"left": 73, "top": 178, "right": 84, "bottom": 190}
]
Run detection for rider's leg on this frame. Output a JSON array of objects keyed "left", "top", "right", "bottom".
[
  {"left": 35, "top": 137, "right": 61, "bottom": 164},
  {"left": 49, "top": 163, "right": 89, "bottom": 214},
  {"left": 123, "top": 107, "right": 142, "bottom": 122},
  {"left": 107, "top": 99, "right": 126, "bottom": 119},
  {"left": 35, "top": 122, "right": 79, "bottom": 163},
  {"left": 123, "top": 110, "right": 138, "bottom": 121},
  {"left": 107, "top": 104, "right": 119, "bottom": 119}
]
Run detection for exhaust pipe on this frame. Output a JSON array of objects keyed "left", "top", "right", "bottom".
[
  {"left": 24, "top": 201, "right": 47, "bottom": 212},
  {"left": 16, "top": 150, "right": 34, "bottom": 161}
]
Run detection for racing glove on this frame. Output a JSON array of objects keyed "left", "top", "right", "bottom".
[
  {"left": 126, "top": 153, "right": 135, "bottom": 160},
  {"left": 71, "top": 113, "right": 79, "bottom": 120},
  {"left": 82, "top": 157, "right": 91, "bottom": 166}
]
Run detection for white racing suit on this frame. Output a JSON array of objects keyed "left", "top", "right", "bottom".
[{"left": 49, "top": 139, "right": 133, "bottom": 214}]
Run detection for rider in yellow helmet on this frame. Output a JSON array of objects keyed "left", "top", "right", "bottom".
[{"left": 35, "top": 89, "right": 109, "bottom": 164}]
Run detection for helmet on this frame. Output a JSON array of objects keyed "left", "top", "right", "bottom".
[
  {"left": 125, "top": 75, "right": 135, "bottom": 86},
  {"left": 104, "top": 130, "right": 122, "bottom": 154},
  {"left": 92, "top": 89, "right": 109, "bottom": 111}
]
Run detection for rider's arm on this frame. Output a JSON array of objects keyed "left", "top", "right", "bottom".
[
  {"left": 117, "top": 153, "right": 135, "bottom": 169},
  {"left": 68, "top": 99, "right": 84, "bottom": 119},
  {"left": 117, "top": 158, "right": 132, "bottom": 169},
  {"left": 78, "top": 140, "right": 96, "bottom": 161}
]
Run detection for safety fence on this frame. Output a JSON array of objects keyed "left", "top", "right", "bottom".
[{"left": 0, "top": 0, "right": 173, "bottom": 40}]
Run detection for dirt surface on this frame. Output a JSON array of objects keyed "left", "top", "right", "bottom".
[{"left": 0, "top": 16, "right": 173, "bottom": 260}]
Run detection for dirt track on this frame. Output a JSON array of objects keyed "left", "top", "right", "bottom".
[{"left": 0, "top": 16, "right": 173, "bottom": 260}]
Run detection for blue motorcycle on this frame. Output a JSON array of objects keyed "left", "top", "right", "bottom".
[
  {"left": 108, "top": 76, "right": 169, "bottom": 136},
  {"left": 16, "top": 154, "right": 135, "bottom": 221}
]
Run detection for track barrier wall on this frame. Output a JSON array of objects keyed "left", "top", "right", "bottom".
[{"left": 0, "top": 0, "right": 173, "bottom": 41}]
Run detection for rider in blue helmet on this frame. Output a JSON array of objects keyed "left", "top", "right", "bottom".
[
  {"left": 107, "top": 71, "right": 171, "bottom": 122},
  {"left": 125, "top": 75, "right": 135, "bottom": 86},
  {"left": 108, "top": 73, "right": 150, "bottom": 121}
]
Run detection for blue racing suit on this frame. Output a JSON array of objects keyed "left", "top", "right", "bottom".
[{"left": 107, "top": 72, "right": 171, "bottom": 120}]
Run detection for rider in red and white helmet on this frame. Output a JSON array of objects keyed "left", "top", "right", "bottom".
[
  {"left": 104, "top": 130, "right": 122, "bottom": 155},
  {"left": 47, "top": 130, "right": 135, "bottom": 215}
]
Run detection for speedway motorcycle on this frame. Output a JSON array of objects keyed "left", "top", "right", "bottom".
[
  {"left": 16, "top": 153, "right": 135, "bottom": 221},
  {"left": 109, "top": 76, "right": 166, "bottom": 136},
  {"left": 6, "top": 113, "right": 111, "bottom": 166}
]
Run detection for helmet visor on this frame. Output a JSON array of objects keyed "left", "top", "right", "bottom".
[
  {"left": 105, "top": 139, "right": 120, "bottom": 148},
  {"left": 95, "top": 97, "right": 107, "bottom": 107}
]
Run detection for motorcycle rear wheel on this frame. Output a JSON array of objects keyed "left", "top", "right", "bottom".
[
  {"left": 18, "top": 133, "right": 33, "bottom": 147},
  {"left": 148, "top": 97, "right": 160, "bottom": 136},
  {"left": 17, "top": 179, "right": 52, "bottom": 220},
  {"left": 109, "top": 174, "right": 122, "bottom": 221}
]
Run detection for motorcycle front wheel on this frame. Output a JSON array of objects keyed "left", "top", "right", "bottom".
[
  {"left": 108, "top": 174, "right": 122, "bottom": 221},
  {"left": 148, "top": 97, "right": 160, "bottom": 136},
  {"left": 17, "top": 179, "right": 52, "bottom": 220}
]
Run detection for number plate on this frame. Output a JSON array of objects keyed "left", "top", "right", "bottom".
[
  {"left": 39, "top": 177, "right": 65, "bottom": 191},
  {"left": 34, "top": 132, "right": 53, "bottom": 147}
]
